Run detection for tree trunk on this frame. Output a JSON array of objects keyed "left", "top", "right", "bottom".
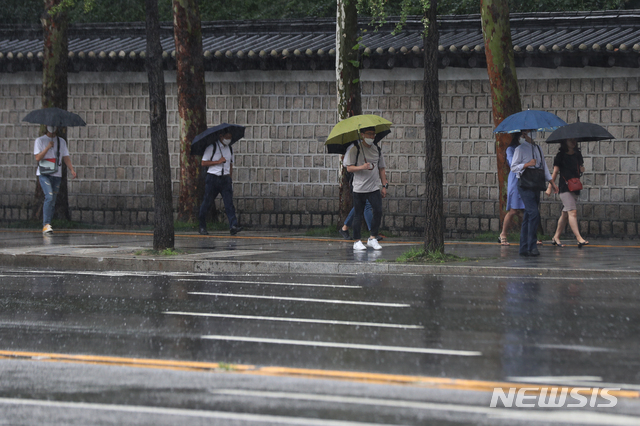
[
  {"left": 145, "top": 0, "right": 175, "bottom": 250},
  {"left": 173, "top": 0, "right": 207, "bottom": 223},
  {"left": 423, "top": 0, "right": 444, "bottom": 253},
  {"left": 336, "top": 0, "right": 361, "bottom": 226},
  {"left": 481, "top": 0, "right": 522, "bottom": 226},
  {"left": 34, "top": 0, "right": 70, "bottom": 222}
]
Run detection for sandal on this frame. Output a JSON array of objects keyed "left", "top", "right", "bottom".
[
  {"left": 551, "top": 238, "right": 565, "bottom": 247},
  {"left": 498, "top": 236, "right": 510, "bottom": 246},
  {"left": 578, "top": 240, "right": 590, "bottom": 248}
]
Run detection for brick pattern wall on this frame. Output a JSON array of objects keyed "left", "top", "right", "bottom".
[{"left": 1, "top": 69, "right": 639, "bottom": 238}]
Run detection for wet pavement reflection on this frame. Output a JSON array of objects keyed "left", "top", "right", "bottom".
[{"left": 1, "top": 269, "right": 638, "bottom": 387}]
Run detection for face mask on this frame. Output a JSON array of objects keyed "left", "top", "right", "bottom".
[
  {"left": 222, "top": 138, "right": 231, "bottom": 146},
  {"left": 47, "top": 126, "right": 57, "bottom": 134},
  {"left": 364, "top": 138, "right": 375, "bottom": 146},
  {"left": 529, "top": 131, "right": 537, "bottom": 140}
]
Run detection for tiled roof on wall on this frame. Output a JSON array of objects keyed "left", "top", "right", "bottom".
[{"left": 1, "top": 10, "right": 640, "bottom": 73}]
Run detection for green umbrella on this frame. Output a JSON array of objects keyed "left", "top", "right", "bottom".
[{"left": 326, "top": 114, "right": 392, "bottom": 154}]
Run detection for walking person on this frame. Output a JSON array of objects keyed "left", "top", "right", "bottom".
[
  {"left": 499, "top": 133, "right": 525, "bottom": 245},
  {"left": 34, "top": 126, "right": 77, "bottom": 235},
  {"left": 198, "top": 131, "right": 242, "bottom": 236},
  {"left": 510, "top": 130, "right": 558, "bottom": 257},
  {"left": 338, "top": 144, "right": 381, "bottom": 241},
  {"left": 344, "top": 127, "right": 388, "bottom": 250},
  {"left": 498, "top": 132, "right": 543, "bottom": 246},
  {"left": 546, "top": 138, "right": 589, "bottom": 247}
]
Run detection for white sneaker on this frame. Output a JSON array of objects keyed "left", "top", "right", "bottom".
[
  {"left": 353, "top": 241, "right": 367, "bottom": 250},
  {"left": 367, "top": 237, "right": 382, "bottom": 250},
  {"left": 42, "top": 224, "right": 53, "bottom": 235}
]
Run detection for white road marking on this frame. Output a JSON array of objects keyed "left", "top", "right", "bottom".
[
  {"left": 163, "top": 311, "right": 423, "bottom": 329},
  {"left": 508, "top": 376, "right": 640, "bottom": 391},
  {"left": 177, "top": 278, "right": 361, "bottom": 288},
  {"left": 0, "top": 397, "right": 396, "bottom": 425},
  {"left": 536, "top": 344, "right": 617, "bottom": 352},
  {"left": 211, "top": 390, "right": 640, "bottom": 425},
  {"left": 189, "top": 292, "right": 410, "bottom": 307},
  {"left": 200, "top": 335, "right": 482, "bottom": 356}
]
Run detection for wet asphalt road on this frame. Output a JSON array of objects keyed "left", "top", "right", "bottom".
[{"left": 1, "top": 268, "right": 640, "bottom": 424}]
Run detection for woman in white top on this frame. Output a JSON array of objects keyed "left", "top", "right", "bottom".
[{"left": 33, "top": 126, "right": 77, "bottom": 234}]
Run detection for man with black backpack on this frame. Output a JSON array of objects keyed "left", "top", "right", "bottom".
[
  {"left": 344, "top": 127, "right": 388, "bottom": 250},
  {"left": 198, "top": 131, "right": 242, "bottom": 236}
]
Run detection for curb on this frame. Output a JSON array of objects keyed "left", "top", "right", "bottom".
[{"left": 2, "top": 252, "right": 639, "bottom": 278}]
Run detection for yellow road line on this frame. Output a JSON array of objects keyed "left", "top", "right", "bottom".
[{"left": 0, "top": 350, "right": 637, "bottom": 398}]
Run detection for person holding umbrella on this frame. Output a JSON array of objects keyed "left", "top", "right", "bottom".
[
  {"left": 494, "top": 110, "right": 565, "bottom": 257},
  {"left": 34, "top": 126, "right": 77, "bottom": 235},
  {"left": 511, "top": 130, "right": 558, "bottom": 256},
  {"left": 197, "top": 130, "right": 242, "bottom": 236},
  {"left": 545, "top": 138, "right": 589, "bottom": 247},
  {"left": 344, "top": 127, "right": 388, "bottom": 250}
]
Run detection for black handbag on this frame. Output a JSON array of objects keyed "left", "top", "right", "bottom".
[{"left": 519, "top": 144, "right": 547, "bottom": 192}]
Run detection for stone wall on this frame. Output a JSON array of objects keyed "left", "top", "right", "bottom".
[{"left": 1, "top": 67, "right": 639, "bottom": 238}]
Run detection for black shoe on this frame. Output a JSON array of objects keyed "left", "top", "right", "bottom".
[
  {"left": 230, "top": 225, "right": 243, "bottom": 235},
  {"left": 530, "top": 248, "right": 540, "bottom": 256},
  {"left": 199, "top": 227, "right": 208, "bottom": 235},
  {"left": 519, "top": 251, "right": 531, "bottom": 257},
  {"left": 338, "top": 229, "right": 350, "bottom": 239}
]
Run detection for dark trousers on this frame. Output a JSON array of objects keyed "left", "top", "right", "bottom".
[
  {"left": 517, "top": 184, "right": 541, "bottom": 255},
  {"left": 352, "top": 190, "right": 382, "bottom": 241},
  {"left": 198, "top": 174, "right": 238, "bottom": 229}
]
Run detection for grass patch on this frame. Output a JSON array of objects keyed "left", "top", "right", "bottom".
[
  {"left": 133, "top": 248, "right": 189, "bottom": 256},
  {"left": 395, "top": 247, "right": 468, "bottom": 264}
]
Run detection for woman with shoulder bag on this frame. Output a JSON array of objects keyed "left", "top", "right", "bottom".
[
  {"left": 34, "top": 126, "right": 77, "bottom": 235},
  {"left": 546, "top": 138, "right": 589, "bottom": 247},
  {"left": 511, "top": 130, "right": 558, "bottom": 257}
]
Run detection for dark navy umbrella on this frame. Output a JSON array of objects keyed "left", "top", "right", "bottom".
[
  {"left": 545, "top": 122, "right": 614, "bottom": 143},
  {"left": 22, "top": 107, "right": 86, "bottom": 127},
  {"left": 494, "top": 109, "right": 566, "bottom": 134},
  {"left": 191, "top": 123, "right": 245, "bottom": 156}
]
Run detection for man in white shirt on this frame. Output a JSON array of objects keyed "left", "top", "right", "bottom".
[
  {"left": 198, "top": 131, "right": 242, "bottom": 235},
  {"left": 33, "top": 126, "right": 77, "bottom": 235},
  {"left": 511, "top": 130, "right": 558, "bottom": 256},
  {"left": 344, "top": 127, "right": 388, "bottom": 250}
]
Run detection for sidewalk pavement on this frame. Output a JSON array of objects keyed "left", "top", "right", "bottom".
[{"left": 1, "top": 229, "right": 639, "bottom": 278}]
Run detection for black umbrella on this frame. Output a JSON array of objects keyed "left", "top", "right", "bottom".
[
  {"left": 545, "top": 122, "right": 613, "bottom": 143},
  {"left": 22, "top": 107, "right": 86, "bottom": 127},
  {"left": 191, "top": 123, "right": 245, "bottom": 156}
]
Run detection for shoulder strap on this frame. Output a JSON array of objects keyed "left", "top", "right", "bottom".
[
  {"left": 56, "top": 136, "right": 61, "bottom": 166},
  {"left": 532, "top": 144, "right": 543, "bottom": 169},
  {"left": 208, "top": 142, "right": 217, "bottom": 162}
]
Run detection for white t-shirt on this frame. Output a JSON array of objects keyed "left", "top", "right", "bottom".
[
  {"left": 202, "top": 141, "right": 233, "bottom": 176},
  {"left": 34, "top": 135, "right": 69, "bottom": 177},
  {"left": 344, "top": 141, "right": 386, "bottom": 193}
]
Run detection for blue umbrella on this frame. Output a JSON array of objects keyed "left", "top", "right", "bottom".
[
  {"left": 191, "top": 123, "right": 245, "bottom": 156},
  {"left": 493, "top": 109, "right": 566, "bottom": 134}
]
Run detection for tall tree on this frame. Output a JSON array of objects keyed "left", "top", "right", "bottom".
[
  {"left": 145, "top": 0, "right": 175, "bottom": 250},
  {"left": 336, "top": 0, "right": 362, "bottom": 225},
  {"left": 480, "top": 0, "right": 521, "bottom": 225},
  {"left": 173, "top": 0, "right": 207, "bottom": 223},
  {"left": 33, "top": 0, "right": 70, "bottom": 222},
  {"left": 421, "top": 0, "right": 444, "bottom": 253}
]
